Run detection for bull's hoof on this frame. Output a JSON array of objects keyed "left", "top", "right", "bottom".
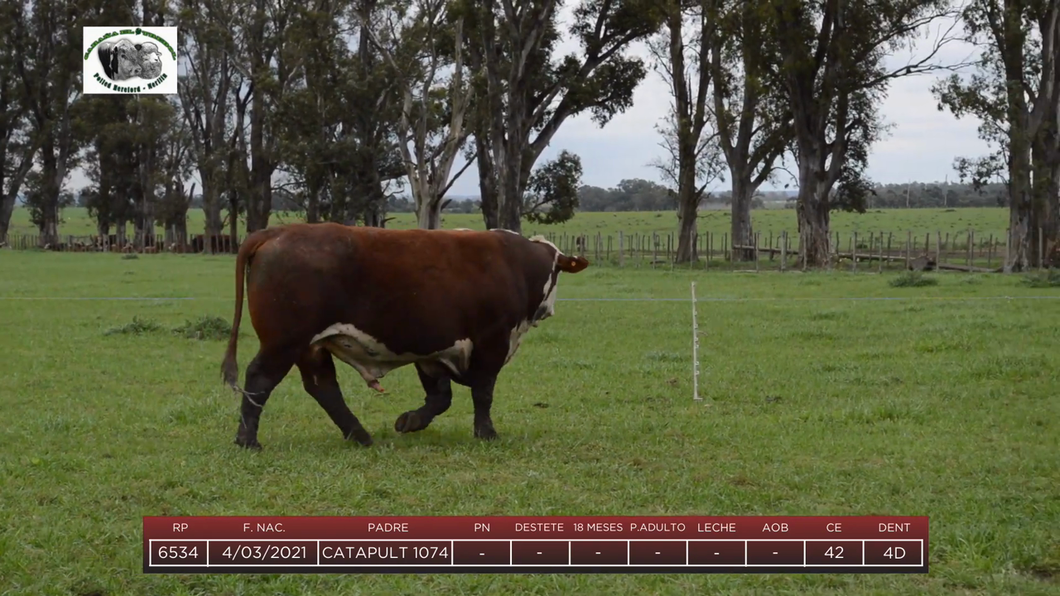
[
  {"left": 234, "top": 435, "right": 262, "bottom": 450},
  {"left": 394, "top": 411, "right": 428, "bottom": 433},
  {"left": 346, "top": 428, "right": 374, "bottom": 447},
  {"left": 474, "top": 425, "right": 498, "bottom": 441}
]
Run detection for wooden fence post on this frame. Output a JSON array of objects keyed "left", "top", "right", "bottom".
[
  {"left": 780, "top": 231, "right": 787, "bottom": 272},
  {"left": 906, "top": 231, "right": 911, "bottom": 269},
  {"left": 1005, "top": 227, "right": 1011, "bottom": 271},
  {"left": 1039, "top": 227, "right": 1044, "bottom": 270},
  {"left": 754, "top": 233, "right": 760, "bottom": 271},
  {"left": 852, "top": 232, "right": 858, "bottom": 272},
  {"left": 877, "top": 232, "right": 884, "bottom": 273}
]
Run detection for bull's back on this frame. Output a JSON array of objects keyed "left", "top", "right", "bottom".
[{"left": 244, "top": 224, "right": 534, "bottom": 354}]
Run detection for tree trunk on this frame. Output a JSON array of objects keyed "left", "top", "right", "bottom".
[
  {"left": 675, "top": 198, "right": 697, "bottom": 263},
  {"left": 198, "top": 169, "right": 223, "bottom": 237},
  {"left": 228, "top": 188, "right": 239, "bottom": 253},
  {"left": 795, "top": 157, "right": 832, "bottom": 268},
  {"left": 368, "top": 175, "right": 387, "bottom": 227},
  {"left": 416, "top": 194, "right": 442, "bottom": 229},
  {"left": 40, "top": 214, "right": 59, "bottom": 248},
  {"left": 476, "top": 135, "right": 500, "bottom": 229},
  {"left": 730, "top": 175, "right": 755, "bottom": 261},
  {"left": 0, "top": 141, "right": 37, "bottom": 241},
  {"left": 498, "top": 163, "right": 523, "bottom": 233},
  {"left": 1041, "top": 162, "right": 1060, "bottom": 267},
  {"left": 0, "top": 195, "right": 14, "bottom": 241},
  {"left": 37, "top": 146, "right": 60, "bottom": 247},
  {"left": 1032, "top": 112, "right": 1060, "bottom": 268},
  {"left": 306, "top": 185, "right": 320, "bottom": 223},
  {"left": 173, "top": 200, "right": 188, "bottom": 247},
  {"left": 1006, "top": 138, "right": 1034, "bottom": 272},
  {"left": 133, "top": 212, "right": 145, "bottom": 248},
  {"left": 248, "top": 98, "right": 271, "bottom": 232},
  {"left": 674, "top": 157, "right": 698, "bottom": 263}
]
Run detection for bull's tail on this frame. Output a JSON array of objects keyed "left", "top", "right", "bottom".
[{"left": 221, "top": 227, "right": 282, "bottom": 390}]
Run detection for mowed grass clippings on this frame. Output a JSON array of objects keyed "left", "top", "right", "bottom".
[{"left": 0, "top": 251, "right": 1057, "bottom": 595}]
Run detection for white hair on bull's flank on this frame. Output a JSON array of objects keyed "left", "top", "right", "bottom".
[{"left": 490, "top": 228, "right": 521, "bottom": 236}]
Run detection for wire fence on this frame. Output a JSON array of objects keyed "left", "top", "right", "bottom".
[
  {"left": 3, "top": 295, "right": 1060, "bottom": 303},
  {"left": 1, "top": 226, "right": 1055, "bottom": 273}
]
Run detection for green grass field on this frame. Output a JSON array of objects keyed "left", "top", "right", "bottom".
[
  {"left": 6, "top": 205, "right": 1012, "bottom": 241},
  {"left": 1, "top": 251, "right": 1058, "bottom": 595}
]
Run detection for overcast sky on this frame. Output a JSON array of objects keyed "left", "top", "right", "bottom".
[{"left": 65, "top": 13, "right": 990, "bottom": 198}]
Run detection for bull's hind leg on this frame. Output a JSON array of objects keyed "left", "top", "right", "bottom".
[
  {"left": 394, "top": 364, "right": 454, "bottom": 434},
  {"left": 235, "top": 346, "right": 297, "bottom": 450},
  {"left": 297, "top": 347, "right": 373, "bottom": 446}
]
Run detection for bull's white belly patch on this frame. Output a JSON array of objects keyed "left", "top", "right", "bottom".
[
  {"left": 311, "top": 323, "right": 472, "bottom": 388},
  {"left": 506, "top": 319, "right": 533, "bottom": 365}
]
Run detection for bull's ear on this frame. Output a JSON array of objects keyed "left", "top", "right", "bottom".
[{"left": 557, "top": 254, "right": 589, "bottom": 273}]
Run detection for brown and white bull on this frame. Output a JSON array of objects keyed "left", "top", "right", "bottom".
[{"left": 220, "top": 223, "right": 589, "bottom": 449}]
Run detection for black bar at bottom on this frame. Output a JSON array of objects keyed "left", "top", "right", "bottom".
[{"left": 144, "top": 564, "right": 928, "bottom": 575}]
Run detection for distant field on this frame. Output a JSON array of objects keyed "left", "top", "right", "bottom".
[
  {"left": 1, "top": 252, "right": 1058, "bottom": 595},
  {"left": 6, "top": 205, "right": 1011, "bottom": 241}
]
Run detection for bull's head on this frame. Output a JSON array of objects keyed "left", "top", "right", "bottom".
[
  {"left": 528, "top": 235, "right": 590, "bottom": 325},
  {"left": 138, "top": 42, "right": 163, "bottom": 79},
  {"left": 97, "top": 38, "right": 143, "bottom": 80}
]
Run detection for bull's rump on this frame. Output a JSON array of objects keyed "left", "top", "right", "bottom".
[{"left": 245, "top": 224, "right": 541, "bottom": 370}]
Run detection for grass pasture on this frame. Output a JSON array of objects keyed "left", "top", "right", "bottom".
[
  {"left": 1, "top": 251, "right": 1059, "bottom": 595},
  {"left": 6, "top": 205, "right": 1012, "bottom": 240}
]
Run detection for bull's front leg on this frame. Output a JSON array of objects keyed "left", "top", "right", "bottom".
[
  {"left": 394, "top": 364, "right": 454, "bottom": 434},
  {"left": 470, "top": 375, "right": 498, "bottom": 440}
]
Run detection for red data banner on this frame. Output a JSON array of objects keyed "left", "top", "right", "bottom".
[
  {"left": 144, "top": 516, "right": 927, "bottom": 540},
  {"left": 142, "top": 516, "right": 929, "bottom": 574}
]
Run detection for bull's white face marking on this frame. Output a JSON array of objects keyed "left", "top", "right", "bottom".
[
  {"left": 530, "top": 235, "right": 562, "bottom": 324},
  {"left": 139, "top": 43, "right": 163, "bottom": 78},
  {"left": 505, "top": 235, "right": 564, "bottom": 363},
  {"left": 311, "top": 323, "right": 473, "bottom": 386}
]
